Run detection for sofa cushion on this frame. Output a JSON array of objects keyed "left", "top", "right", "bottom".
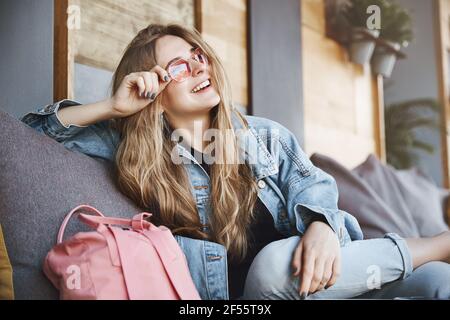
[
  {"left": 353, "top": 155, "right": 449, "bottom": 237},
  {"left": 0, "top": 224, "right": 14, "bottom": 300},
  {"left": 310, "top": 153, "right": 421, "bottom": 239},
  {"left": 0, "top": 109, "right": 142, "bottom": 299}
]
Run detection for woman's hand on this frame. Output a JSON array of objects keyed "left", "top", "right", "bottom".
[
  {"left": 109, "top": 65, "right": 172, "bottom": 118},
  {"left": 291, "top": 220, "right": 341, "bottom": 298}
]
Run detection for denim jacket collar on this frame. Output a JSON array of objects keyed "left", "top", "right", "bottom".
[
  {"left": 171, "top": 109, "right": 278, "bottom": 180},
  {"left": 230, "top": 110, "right": 279, "bottom": 180}
]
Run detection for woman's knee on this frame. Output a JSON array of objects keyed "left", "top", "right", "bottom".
[
  {"left": 242, "top": 236, "right": 300, "bottom": 300},
  {"left": 406, "top": 262, "right": 450, "bottom": 299}
]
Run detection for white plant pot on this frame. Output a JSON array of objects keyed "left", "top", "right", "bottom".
[
  {"left": 371, "top": 41, "right": 401, "bottom": 78},
  {"left": 349, "top": 28, "right": 380, "bottom": 65}
]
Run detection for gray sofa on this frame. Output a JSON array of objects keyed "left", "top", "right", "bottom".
[
  {"left": 0, "top": 109, "right": 143, "bottom": 299},
  {"left": 1, "top": 108, "right": 448, "bottom": 299}
]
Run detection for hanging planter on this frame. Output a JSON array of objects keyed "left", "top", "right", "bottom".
[
  {"left": 333, "top": 0, "right": 413, "bottom": 74},
  {"left": 370, "top": 0, "right": 413, "bottom": 78},
  {"left": 337, "top": 0, "right": 388, "bottom": 65},
  {"left": 349, "top": 27, "right": 380, "bottom": 65},
  {"left": 371, "top": 41, "right": 402, "bottom": 78}
]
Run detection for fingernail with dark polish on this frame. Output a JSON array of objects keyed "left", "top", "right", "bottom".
[
  {"left": 146, "top": 92, "right": 151, "bottom": 99},
  {"left": 164, "top": 75, "right": 170, "bottom": 82},
  {"left": 150, "top": 93, "right": 156, "bottom": 100},
  {"left": 300, "top": 292, "right": 308, "bottom": 300}
]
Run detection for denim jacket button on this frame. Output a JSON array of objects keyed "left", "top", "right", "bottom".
[{"left": 257, "top": 180, "right": 266, "bottom": 189}]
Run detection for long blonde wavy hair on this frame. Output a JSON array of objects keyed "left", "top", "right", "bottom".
[{"left": 111, "top": 24, "right": 259, "bottom": 261}]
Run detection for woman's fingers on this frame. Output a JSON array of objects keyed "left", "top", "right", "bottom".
[
  {"left": 309, "top": 257, "right": 325, "bottom": 293},
  {"left": 291, "top": 240, "right": 303, "bottom": 276},
  {"left": 299, "top": 248, "right": 315, "bottom": 298},
  {"left": 151, "top": 65, "right": 171, "bottom": 92},
  {"left": 125, "top": 66, "right": 171, "bottom": 101},
  {"left": 150, "top": 72, "right": 159, "bottom": 100},
  {"left": 317, "top": 258, "right": 333, "bottom": 292},
  {"left": 139, "top": 72, "right": 154, "bottom": 99},
  {"left": 123, "top": 74, "right": 146, "bottom": 98},
  {"left": 136, "top": 76, "right": 146, "bottom": 98},
  {"left": 151, "top": 65, "right": 171, "bottom": 83},
  {"left": 328, "top": 254, "right": 341, "bottom": 288}
]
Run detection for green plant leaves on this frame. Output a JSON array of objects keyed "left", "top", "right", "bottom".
[
  {"left": 385, "top": 98, "right": 440, "bottom": 169},
  {"left": 343, "top": 0, "right": 414, "bottom": 45}
]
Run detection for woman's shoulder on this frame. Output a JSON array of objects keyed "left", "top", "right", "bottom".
[{"left": 242, "top": 114, "right": 295, "bottom": 140}]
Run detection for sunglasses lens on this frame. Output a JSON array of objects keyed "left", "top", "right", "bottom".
[
  {"left": 168, "top": 60, "right": 191, "bottom": 82},
  {"left": 193, "top": 49, "right": 208, "bottom": 65}
]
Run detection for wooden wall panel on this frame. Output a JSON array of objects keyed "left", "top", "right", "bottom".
[
  {"left": 198, "top": 0, "right": 248, "bottom": 108},
  {"left": 436, "top": 0, "right": 450, "bottom": 224},
  {"left": 69, "top": 0, "right": 195, "bottom": 72},
  {"left": 54, "top": 0, "right": 70, "bottom": 101},
  {"left": 62, "top": 0, "right": 247, "bottom": 108},
  {"left": 302, "top": 0, "right": 380, "bottom": 168}
]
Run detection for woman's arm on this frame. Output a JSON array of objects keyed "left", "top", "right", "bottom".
[
  {"left": 20, "top": 99, "right": 120, "bottom": 161},
  {"left": 20, "top": 67, "right": 171, "bottom": 161},
  {"left": 265, "top": 122, "right": 348, "bottom": 298},
  {"left": 56, "top": 99, "right": 117, "bottom": 128},
  {"left": 57, "top": 65, "right": 171, "bottom": 127}
]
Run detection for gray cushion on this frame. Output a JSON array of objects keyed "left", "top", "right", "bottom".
[
  {"left": 311, "top": 153, "right": 421, "bottom": 239},
  {"left": 0, "top": 109, "right": 142, "bottom": 299},
  {"left": 353, "top": 155, "right": 449, "bottom": 237}
]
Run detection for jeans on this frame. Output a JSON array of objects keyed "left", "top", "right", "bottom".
[{"left": 242, "top": 234, "right": 450, "bottom": 300}]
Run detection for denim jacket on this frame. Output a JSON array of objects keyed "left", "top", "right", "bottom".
[{"left": 20, "top": 100, "right": 364, "bottom": 300}]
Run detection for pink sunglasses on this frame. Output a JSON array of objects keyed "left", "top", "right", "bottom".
[{"left": 166, "top": 48, "right": 209, "bottom": 83}]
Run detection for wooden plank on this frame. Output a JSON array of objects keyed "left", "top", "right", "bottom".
[
  {"left": 304, "top": 122, "right": 376, "bottom": 168},
  {"left": 302, "top": 0, "right": 326, "bottom": 34},
  {"left": 301, "top": 0, "right": 381, "bottom": 167},
  {"left": 435, "top": 0, "right": 450, "bottom": 188},
  {"left": 72, "top": 0, "right": 195, "bottom": 72},
  {"left": 435, "top": 0, "right": 450, "bottom": 223},
  {"left": 373, "top": 74, "right": 386, "bottom": 163},
  {"left": 54, "top": 0, "right": 70, "bottom": 101},
  {"left": 194, "top": 0, "right": 203, "bottom": 33},
  {"left": 201, "top": 0, "right": 248, "bottom": 108}
]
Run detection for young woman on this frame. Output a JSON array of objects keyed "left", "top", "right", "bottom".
[{"left": 22, "top": 24, "right": 450, "bottom": 300}]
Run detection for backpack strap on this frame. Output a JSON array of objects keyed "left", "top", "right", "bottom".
[
  {"left": 57, "top": 205, "right": 105, "bottom": 244},
  {"left": 139, "top": 228, "right": 201, "bottom": 300},
  {"left": 57, "top": 205, "right": 153, "bottom": 244},
  {"left": 78, "top": 213, "right": 153, "bottom": 231}
]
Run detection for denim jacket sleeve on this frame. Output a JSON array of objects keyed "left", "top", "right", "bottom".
[
  {"left": 267, "top": 121, "right": 364, "bottom": 243},
  {"left": 20, "top": 99, "right": 120, "bottom": 162}
]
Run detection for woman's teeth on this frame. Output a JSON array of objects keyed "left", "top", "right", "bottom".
[{"left": 191, "top": 80, "right": 210, "bottom": 93}]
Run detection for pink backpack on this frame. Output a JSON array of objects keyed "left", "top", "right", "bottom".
[{"left": 43, "top": 205, "right": 201, "bottom": 300}]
